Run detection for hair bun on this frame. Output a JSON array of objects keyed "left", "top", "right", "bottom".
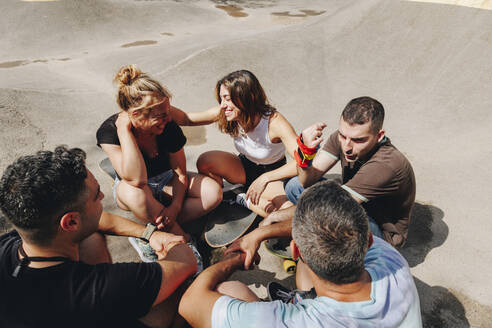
[{"left": 115, "top": 64, "right": 141, "bottom": 86}]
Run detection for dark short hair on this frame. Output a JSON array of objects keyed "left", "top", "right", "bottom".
[
  {"left": 292, "top": 181, "right": 369, "bottom": 285},
  {"left": 341, "top": 96, "right": 384, "bottom": 134},
  {"left": 0, "top": 146, "right": 88, "bottom": 245}
]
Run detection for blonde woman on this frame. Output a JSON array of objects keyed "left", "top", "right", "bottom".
[
  {"left": 96, "top": 65, "right": 221, "bottom": 263},
  {"left": 172, "top": 70, "right": 298, "bottom": 218}
]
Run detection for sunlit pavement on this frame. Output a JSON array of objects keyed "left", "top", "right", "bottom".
[{"left": 1, "top": 1, "right": 491, "bottom": 326}]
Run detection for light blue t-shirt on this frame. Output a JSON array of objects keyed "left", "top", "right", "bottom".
[{"left": 211, "top": 237, "right": 422, "bottom": 328}]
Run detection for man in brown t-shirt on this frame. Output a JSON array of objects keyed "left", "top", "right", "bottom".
[
  {"left": 225, "top": 97, "right": 415, "bottom": 301},
  {"left": 287, "top": 96, "right": 415, "bottom": 248}
]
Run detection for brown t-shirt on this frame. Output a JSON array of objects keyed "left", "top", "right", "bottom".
[{"left": 322, "top": 131, "right": 416, "bottom": 248}]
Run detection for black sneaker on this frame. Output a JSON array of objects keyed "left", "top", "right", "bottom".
[
  {"left": 267, "top": 282, "right": 317, "bottom": 304},
  {"left": 268, "top": 282, "right": 296, "bottom": 303}
]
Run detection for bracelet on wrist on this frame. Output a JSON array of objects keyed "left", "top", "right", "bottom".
[
  {"left": 295, "top": 135, "right": 319, "bottom": 168},
  {"left": 297, "top": 135, "right": 318, "bottom": 155},
  {"left": 295, "top": 148, "right": 314, "bottom": 168}
]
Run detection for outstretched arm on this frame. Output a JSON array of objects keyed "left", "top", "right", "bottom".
[
  {"left": 225, "top": 211, "right": 293, "bottom": 269},
  {"left": 297, "top": 123, "right": 338, "bottom": 187},
  {"left": 97, "top": 211, "right": 196, "bottom": 306},
  {"left": 179, "top": 253, "right": 246, "bottom": 328},
  {"left": 170, "top": 106, "right": 220, "bottom": 126},
  {"left": 97, "top": 211, "right": 186, "bottom": 258},
  {"left": 98, "top": 210, "right": 148, "bottom": 237}
]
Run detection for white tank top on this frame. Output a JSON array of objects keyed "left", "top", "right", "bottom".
[{"left": 233, "top": 115, "right": 286, "bottom": 165}]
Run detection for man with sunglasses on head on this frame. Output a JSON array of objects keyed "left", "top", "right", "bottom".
[
  {"left": 0, "top": 146, "right": 197, "bottom": 328},
  {"left": 179, "top": 181, "right": 422, "bottom": 328}
]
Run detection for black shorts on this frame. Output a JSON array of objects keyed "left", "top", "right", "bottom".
[{"left": 239, "top": 154, "right": 287, "bottom": 187}]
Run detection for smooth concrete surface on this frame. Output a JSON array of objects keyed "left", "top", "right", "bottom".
[{"left": 1, "top": 0, "right": 491, "bottom": 326}]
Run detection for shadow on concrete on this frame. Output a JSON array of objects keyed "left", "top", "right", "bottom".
[
  {"left": 230, "top": 267, "right": 296, "bottom": 292},
  {"left": 181, "top": 126, "right": 207, "bottom": 146},
  {"left": 318, "top": 175, "right": 448, "bottom": 268},
  {"left": 415, "top": 277, "right": 470, "bottom": 328},
  {"left": 321, "top": 174, "right": 449, "bottom": 268},
  {"left": 401, "top": 203, "right": 448, "bottom": 267}
]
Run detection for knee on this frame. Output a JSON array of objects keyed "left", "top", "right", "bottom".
[
  {"left": 197, "top": 152, "right": 215, "bottom": 174},
  {"left": 201, "top": 177, "right": 223, "bottom": 209}
]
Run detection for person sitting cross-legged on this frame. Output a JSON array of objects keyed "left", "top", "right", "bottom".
[
  {"left": 178, "top": 181, "right": 422, "bottom": 328},
  {"left": 287, "top": 96, "right": 416, "bottom": 248},
  {"left": 97, "top": 65, "right": 222, "bottom": 263},
  {"left": 0, "top": 146, "right": 197, "bottom": 328}
]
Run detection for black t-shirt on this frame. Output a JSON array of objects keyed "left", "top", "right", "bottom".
[
  {"left": 96, "top": 114, "right": 187, "bottom": 178},
  {"left": 0, "top": 230, "right": 162, "bottom": 328}
]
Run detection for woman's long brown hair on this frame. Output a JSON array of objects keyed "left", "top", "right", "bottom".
[{"left": 216, "top": 70, "right": 275, "bottom": 137}]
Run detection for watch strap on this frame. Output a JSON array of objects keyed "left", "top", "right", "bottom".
[{"left": 141, "top": 223, "right": 157, "bottom": 242}]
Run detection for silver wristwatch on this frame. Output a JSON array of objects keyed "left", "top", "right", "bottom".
[{"left": 141, "top": 223, "right": 157, "bottom": 242}]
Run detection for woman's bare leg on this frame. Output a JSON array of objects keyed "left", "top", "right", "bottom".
[
  {"left": 115, "top": 180, "right": 188, "bottom": 238},
  {"left": 249, "top": 180, "right": 293, "bottom": 218},
  {"left": 197, "top": 151, "right": 246, "bottom": 185},
  {"left": 162, "top": 172, "right": 223, "bottom": 224},
  {"left": 197, "top": 151, "right": 294, "bottom": 217}
]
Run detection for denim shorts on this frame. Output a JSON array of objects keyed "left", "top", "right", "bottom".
[{"left": 113, "top": 169, "right": 174, "bottom": 205}]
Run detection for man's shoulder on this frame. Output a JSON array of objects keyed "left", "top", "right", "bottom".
[
  {"left": 370, "top": 137, "right": 412, "bottom": 168},
  {"left": 320, "top": 130, "right": 341, "bottom": 157},
  {"left": 0, "top": 229, "right": 19, "bottom": 241},
  {"left": 47, "top": 260, "right": 161, "bottom": 289},
  {"left": 0, "top": 230, "right": 20, "bottom": 252},
  {"left": 365, "top": 237, "right": 410, "bottom": 279},
  {"left": 364, "top": 237, "right": 422, "bottom": 326},
  {"left": 212, "top": 295, "right": 342, "bottom": 328},
  {"left": 359, "top": 137, "right": 414, "bottom": 185},
  {"left": 75, "top": 261, "right": 161, "bottom": 276}
]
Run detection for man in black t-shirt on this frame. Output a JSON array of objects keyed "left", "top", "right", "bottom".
[{"left": 0, "top": 146, "right": 197, "bottom": 328}]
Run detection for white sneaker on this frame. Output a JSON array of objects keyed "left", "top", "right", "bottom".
[
  {"left": 187, "top": 238, "right": 204, "bottom": 275},
  {"left": 128, "top": 237, "right": 157, "bottom": 263},
  {"left": 235, "top": 193, "right": 250, "bottom": 209}
]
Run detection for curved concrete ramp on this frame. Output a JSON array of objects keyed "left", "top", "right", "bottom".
[
  {"left": 1, "top": 0, "right": 491, "bottom": 326},
  {"left": 407, "top": 0, "right": 492, "bottom": 10}
]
